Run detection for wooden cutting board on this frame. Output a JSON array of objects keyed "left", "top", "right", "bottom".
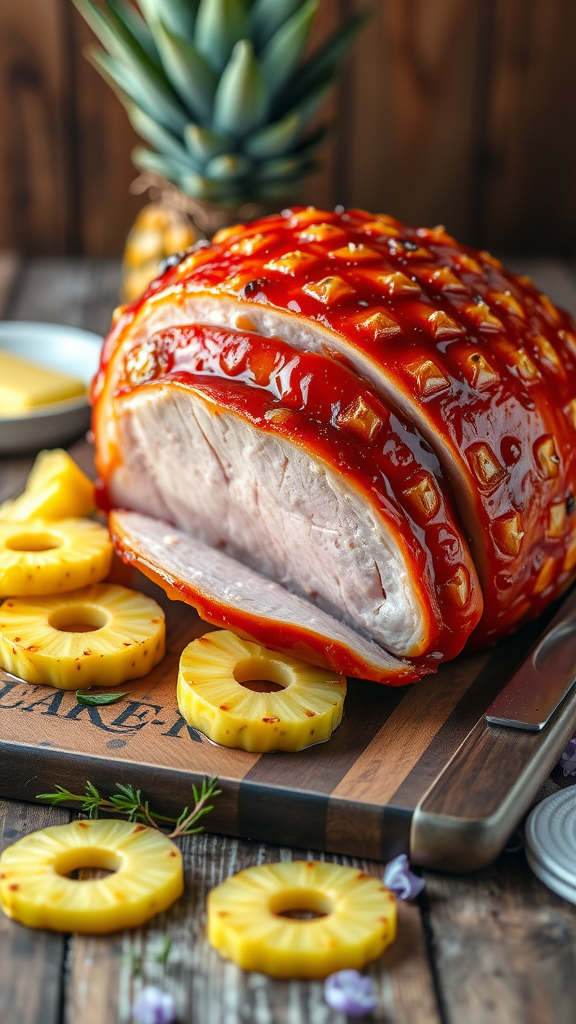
[{"left": 1, "top": 564, "right": 575, "bottom": 872}]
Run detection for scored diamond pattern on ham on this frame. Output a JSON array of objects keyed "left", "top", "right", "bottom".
[{"left": 93, "top": 206, "right": 576, "bottom": 682}]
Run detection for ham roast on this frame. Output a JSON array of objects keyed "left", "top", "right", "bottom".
[{"left": 94, "top": 206, "right": 576, "bottom": 684}]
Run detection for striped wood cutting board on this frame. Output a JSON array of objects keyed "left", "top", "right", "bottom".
[{"left": 1, "top": 566, "right": 575, "bottom": 871}]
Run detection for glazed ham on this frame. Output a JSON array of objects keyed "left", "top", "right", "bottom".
[{"left": 94, "top": 207, "right": 576, "bottom": 683}]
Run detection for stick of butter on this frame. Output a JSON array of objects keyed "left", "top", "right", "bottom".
[{"left": 0, "top": 351, "right": 86, "bottom": 416}]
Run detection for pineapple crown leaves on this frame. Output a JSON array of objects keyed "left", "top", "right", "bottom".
[
  {"left": 71, "top": 0, "right": 366, "bottom": 206},
  {"left": 36, "top": 776, "right": 221, "bottom": 839}
]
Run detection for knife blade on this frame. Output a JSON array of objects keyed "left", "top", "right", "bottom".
[{"left": 486, "top": 585, "right": 576, "bottom": 731}]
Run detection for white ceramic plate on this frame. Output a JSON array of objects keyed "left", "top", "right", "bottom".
[{"left": 0, "top": 321, "right": 104, "bottom": 454}]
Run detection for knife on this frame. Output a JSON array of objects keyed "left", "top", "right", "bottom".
[{"left": 486, "top": 585, "right": 576, "bottom": 731}]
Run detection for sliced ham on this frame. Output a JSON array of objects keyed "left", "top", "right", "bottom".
[
  {"left": 93, "top": 206, "right": 576, "bottom": 681},
  {"left": 110, "top": 510, "right": 418, "bottom": 685},
  {"left": 104, "top": 323, "right": 482, "bottom": 666}
]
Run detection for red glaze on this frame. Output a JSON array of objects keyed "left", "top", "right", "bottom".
[
  {"left": 93, "top": 206, "right": 576, "bottom": 668},
  {"left": 113, "top": 323, "right": 482, "bottom": 665}
]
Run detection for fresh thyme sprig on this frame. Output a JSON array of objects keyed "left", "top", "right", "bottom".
[
  {"left": 125, "top": 936, "right": 171, "bottom": 978},
  {"left": 36, "top": 776, "right": 221, "bottom": 839}
]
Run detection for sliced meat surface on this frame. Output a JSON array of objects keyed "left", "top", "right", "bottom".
[
  {"left": 106, "top": 324, "right": 482, "bottom": 663},
  {"left": 114, "top": 381, "right": 431, "bottom": 660},
  {"left": 110, "top": 510, "right": 419, "bottom": 685}
]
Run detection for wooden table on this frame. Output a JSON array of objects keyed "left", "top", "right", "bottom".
[{"left": 1, "top": 254, "right": 576, "bottom": 1024}]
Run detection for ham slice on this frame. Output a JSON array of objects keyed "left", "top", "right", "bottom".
[{"left": 110, "top": 510, "right": 418, "bottom": 685}]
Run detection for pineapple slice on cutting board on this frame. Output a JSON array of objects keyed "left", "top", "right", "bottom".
[
  {"left": 0, "top": 819, "right": 183, "bottom": 933},
  {"left": 178, "top": 629, "right": 346, "bottom": 752},
  {"left": 0, "top": 583, "right": 165, "bottom": 689},
  {"left": 208, "top": 860, "right": 397, "bottom": 977}
]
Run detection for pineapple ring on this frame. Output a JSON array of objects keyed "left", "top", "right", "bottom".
[
  {"left": 0, "top": 518, "right": 111, "bottom": 597},
  {"left": 0, "top": 583, "right": 165, "bottom": 689},
  {"left": 0, "top": 819, "right": 183, "bottom": 933},
  {"left": 208, "top": 860, "right": 397, "bottom": 978},
  {"left": 177, "top": 630, "right": 347, "bottom": 752}
]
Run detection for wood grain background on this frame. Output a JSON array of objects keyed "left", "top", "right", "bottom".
[{"left": 0, "top": 0, "right": 575, "bottom": 257}]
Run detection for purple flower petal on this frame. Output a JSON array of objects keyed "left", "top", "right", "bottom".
[
  {"left": 324, "top": 970, "right": 378, "bottom": 1018},
  {"left": 132, "top": 985, "right": 176, "bottom": 1024},
  {"left": 383, "top": 853, "right": 425, "bottom": 900},
  {"left": 560, "top": 736, "right": 576, "bottom": 777}
]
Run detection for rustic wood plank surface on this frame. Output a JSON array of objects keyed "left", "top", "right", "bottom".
[
  {"left": 2, "top": 1, "right": 576, "bottom": 255},
  {"left": 481, "top": 0, "right": 576, "bottom": 254},
  {"left": 0, "top": 252, "right": 20, "bottom": 310},
  {"left": 0, "top": 1, "right": 76, "bottom": 255},
  {"left": 69, "top": 7, "right": 141, "bottom": 257},
  {"left": 0, "top": 800, "right": 69, "bottom": 1024},
  {"left": 425, "top": 848, "right": 576, "bottom": 1024},
  {"left": 347, "top": 0, "right": 483, "bottom": 241},
  {"left": 1, "top": 258, "right": 576, "bottom": 1024}
]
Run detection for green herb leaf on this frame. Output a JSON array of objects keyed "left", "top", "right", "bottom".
[
  {"left": 35, "top": 785, "right": 77, "bottom": 806},
  {"left": 76, "top": 690, "right": 129, "bottom": 706},
  {"left": 36, "top": 776, "right": 220, "bottom": 839},
  {"left": 130, "top": 949, "right": 143, "bottom": 978},
  {"left": 156, "top": 935, "right": 172, "bottom": 964}
]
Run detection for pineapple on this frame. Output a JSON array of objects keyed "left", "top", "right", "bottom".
[
  {"left": 177, "top": 629, "right": 346, "bottom": 752},
  {"left": 122, "top": 199, "right": 200, "bottom": 301},
  {"left": 0, "top": 582, "right": 165, "bottom": 689},
  {"left": 0, "top": 819, "right": 183, "bottom": 933},
  {"left": 0, "top": 518, "right": 112, "bottom": 597},
  {"left": 208, "top": 860, "right": 397, "bottom": 978},
  {"left": 0, "top": 449, "right": 95, "bottom": 522},
  {"left": 72, "top": 0, "right": 364, "bottom": 296}
]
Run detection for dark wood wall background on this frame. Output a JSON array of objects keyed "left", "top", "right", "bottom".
[{"left": 1, "top": 0, "right": 575, "bottom": 257}]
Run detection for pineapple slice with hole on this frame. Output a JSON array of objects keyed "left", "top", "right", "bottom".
[
  {"left": 0, "top": 582, "right": 165, "bottom": 688},
  {"left": 208, "top": 860, "right": 396, "bottom": 978},
  {"left": 0, "top": 518, "right": 112, "bottom": 597},
  {"left": 0, "top": 818, "right": 183, "bottom": 933},
  {"left": 0, "top": 449, "right": 95, "bottom": 522},
  {"left": 177, "top": 630, "right": 347, "bottom": 752}
]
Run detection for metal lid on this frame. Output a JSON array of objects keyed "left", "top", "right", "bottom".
[
  {"left": 525, "top": 788, "right": 576, "bottom": 891},
  {"left": 525, "top": 847, "right": 576, "bottom": 906}
]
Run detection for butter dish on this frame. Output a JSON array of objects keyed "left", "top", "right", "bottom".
[{"left": 0, "top": 322, "right": 103, "bottom": 453}]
